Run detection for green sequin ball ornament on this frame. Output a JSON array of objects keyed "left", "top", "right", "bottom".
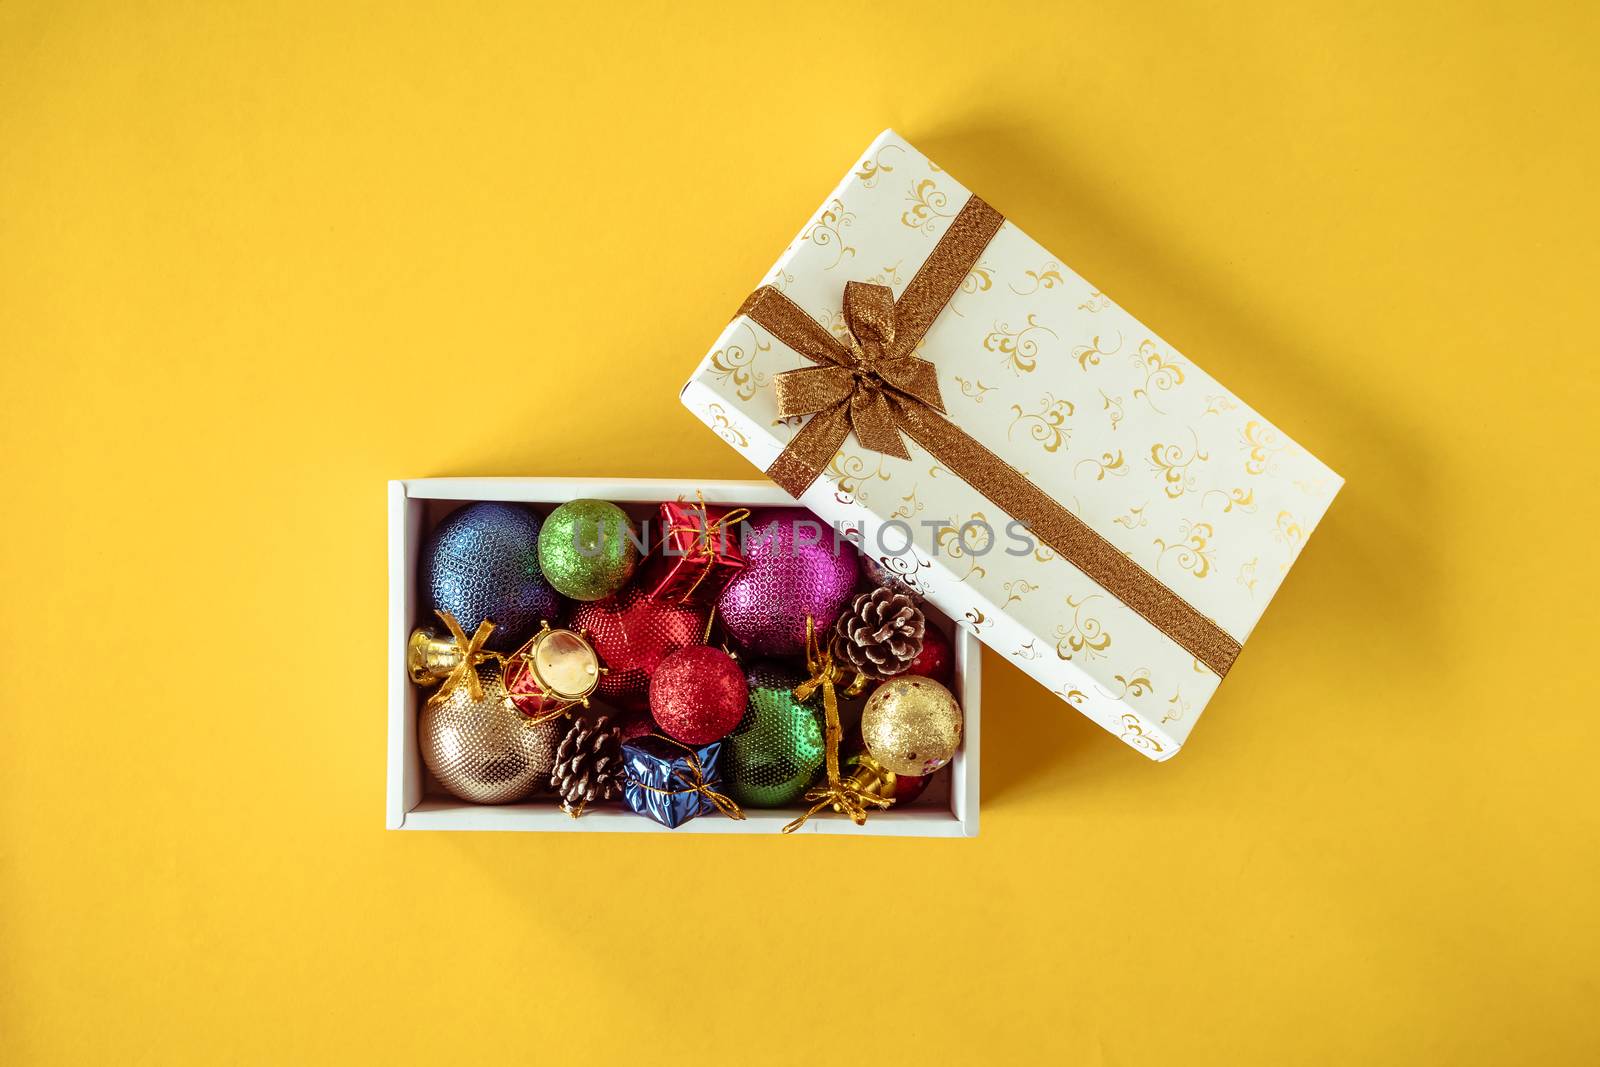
[
  {"left": 724, "top": 660, "right": 826, "bottom": 807},
  {"left": 537, "top": 499, "right": 640, "bottom": 602}
]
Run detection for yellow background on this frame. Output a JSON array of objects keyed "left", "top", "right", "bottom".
[{"left": 3, "top": 1, "right": 1596, "bottom": 1062}]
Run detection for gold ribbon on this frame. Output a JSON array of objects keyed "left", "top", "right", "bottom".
[
  {"left": 626, "top": 733, "right": 746, "bottom": 821},
  {"left": 781, "top": 618, "right": 886, "bottom": 833},
  {"left": 737, "top": 196, "right": 1241, "bottom": 678},
  {"left": 666, "top": 490, "right": 751, "bottom": 604},
  {"left": 429, "top": 609, "right": 505, "bottom": 706}
]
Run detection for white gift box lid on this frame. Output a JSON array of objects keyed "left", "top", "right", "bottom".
[{"left": 682, "top": 130, "right": 1341, "bottom": 760}]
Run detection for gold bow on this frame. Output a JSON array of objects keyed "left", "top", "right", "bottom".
[
  {"left": 430, "top": 609, "right": 504, "bottom": 705},
  {"left": 735, "top": 195, "right": 1244, "bottom": 680},
  {"left": 781, "top": 617, "right": 885, "bottom": 834},
  {"left": 769, "top": 280, "right": 946, "bottom": 463}
]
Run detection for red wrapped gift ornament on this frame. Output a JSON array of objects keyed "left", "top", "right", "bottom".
[{"left": 639, "top": 494, "right": 749, "bottom": 607}]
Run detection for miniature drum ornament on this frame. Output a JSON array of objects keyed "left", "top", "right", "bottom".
[{"left": 503, "top": 623, "right": 604, "bottom": 720}]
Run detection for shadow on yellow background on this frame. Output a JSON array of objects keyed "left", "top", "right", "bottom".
[{"left": 1, "top": 2, "right": 1594, "bottom": 1064}]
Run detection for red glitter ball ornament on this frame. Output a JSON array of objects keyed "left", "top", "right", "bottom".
[
  {"left": 901, "top": 622, "right": 953, "bottom": 684},
  {"left": 570, "top": 586, "right": 708, "bottom": 711},
  {"left": 650, "top": 646, "right": 749, "bottom": 745}
]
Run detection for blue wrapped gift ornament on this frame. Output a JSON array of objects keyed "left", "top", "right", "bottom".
[{"left": 621, "top": 735, "right": 743, "bottom": 829}]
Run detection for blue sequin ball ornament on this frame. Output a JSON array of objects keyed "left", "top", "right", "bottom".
[{"left": 424, "top": 502, "right": 563, "bottom": 652}]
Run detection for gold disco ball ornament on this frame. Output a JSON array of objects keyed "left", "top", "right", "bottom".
[
  {"left": 419, "top": 661, "right": 560, "bottom": 804},
  {"left": 859, "top": 676, "right": 962, "bottom": 777}
]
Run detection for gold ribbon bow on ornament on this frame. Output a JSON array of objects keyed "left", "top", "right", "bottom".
[
  {"left": 427, "top": 609, "right": 505, "bottom": 706},
  {"left": 736, "top": 196, "right": 1241, "bottom": 679},
  {"left": 781, "top": 618, "right": 885, "bottom": 834}
]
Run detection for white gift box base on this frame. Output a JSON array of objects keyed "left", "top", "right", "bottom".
[{"left": 387, "top": 478, "right": 980, "bottom": 837}]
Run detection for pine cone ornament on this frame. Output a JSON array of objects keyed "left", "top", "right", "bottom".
[
  {"left": 831, "top": 586, "right": 927, "bottom": 680},
  {"left": 551, "top": 714, "right": 626, "bottom": 816}
]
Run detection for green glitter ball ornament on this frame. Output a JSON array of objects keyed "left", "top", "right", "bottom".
[
  {"left": 724, "top": 660, "right": 826, "bottom": 807},
  {"left": 537, "top": 499, "right": 641, "bottom": 602}
]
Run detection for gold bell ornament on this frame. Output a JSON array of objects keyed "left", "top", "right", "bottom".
[
  {"left": 828, "top": 752, "right": 929, "bottom": 813},
  {"left": 408, "top": 626, "right": 467, "bottom": 684}
]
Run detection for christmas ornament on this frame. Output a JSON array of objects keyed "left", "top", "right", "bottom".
[
  {"left": 861, "top": 676, "right": 962, "bottom": 777},
  {"left": 419, "top": 661, "right": 560, "bottom": 804},
  {"left": 570, "top": 586, "right": 708, "bottom": 710},
  {"left": 717, "top": 508, "right": 859, "bottom": 656},
  {"left": 502, "top": 622, "right": 604, "bottom": 722},
  {"left": 832, "top": 586, "right": 926, "bottom": 679},
  {"left": 901, "top": 621, "right": 953, "bottom": 684},
  {"left": 617, "top": 715, "right": 655, "bottom": 743},
  {"left": 621, "top": 734, "right": 742, "bottom": 828},
  {"left": 550, "top": 714, "right": 626, "bottom": 816},
  {"left": 830, "top": 751, "right": 929, "bottom": 813},
  {"left": 425, "top": 502, "right": 561, "bottom": 652},
  {"left": 650, "top": 646, "right": 748, "bottom": 745},
  {"left": 638, "top": 494, "right": 749, "bottom": 606},
  {"left": 407, "top": 610, "right": 503, "bottom": 695},
  {"left": 408, "top": 627, "right": 467, "bottom": 684},
  {"left": 724, "top": 660, "right": 826, "bottom": 808},
  {"left": 537, "top": 498, "right": 641, "bottom": 601},
  {"left": 779, "top": 619, "right": 887, "bottom": 832}
]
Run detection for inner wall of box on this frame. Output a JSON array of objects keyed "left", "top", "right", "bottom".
[{"left": 410, "top": 495, "right": 960, "bottom": 821}]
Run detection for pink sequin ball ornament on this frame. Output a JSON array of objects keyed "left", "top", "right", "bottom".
[{"left": 717, "top": 508, "right": 859, "bottom": 656}]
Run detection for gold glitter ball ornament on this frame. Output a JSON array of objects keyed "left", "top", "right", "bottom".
[
  {"left": 860, "top": 676, "right": 962, "bottom": 777},
  {"left": 420, "top": 661, "right": 560, "bottom": 804}
]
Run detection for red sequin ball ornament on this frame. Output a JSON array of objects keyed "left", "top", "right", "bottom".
[
  {"left": 649, "top": 646, "right": 749, "bottom": 745},
  {"left": 570, "top": 586, "right": 708, "bottom": 711},
  {"left": 616, "top": 715, "right": 655, "bottom": 743},
  {"left": 901, "top": 622, "right": 953, "bottom": 684}
]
